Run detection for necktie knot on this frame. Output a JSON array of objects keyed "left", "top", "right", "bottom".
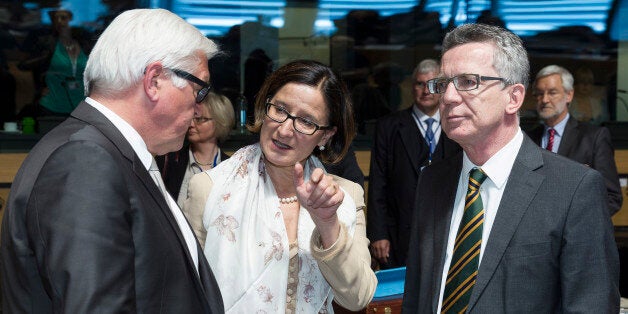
[
  {"left": 425, "top": 118, "right": 435, "bottom": 139},
  {"left": 425, "top": 117, "right": 435, "bottom": 128},
  {"left": 468, "top": 168, "right": 487, "bottom": 192},
  {"left": 546, "top": 128, "right": 556, "bottom": 152},
  {"left": 150, "top": 160, "right": 159, "bottom": 172}
]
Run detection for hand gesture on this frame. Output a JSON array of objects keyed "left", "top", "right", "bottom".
[{"left": 293, "top": 162, "right": 343, "bottom": 247}]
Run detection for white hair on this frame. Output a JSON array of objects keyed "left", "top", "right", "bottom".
[
  {"left": 413, "top": 59, "right": 440, "bottom": 77},
  {"left": 84, "top": 9, "right": 218, "bottom": 96},
  {"left": 534, "top": 64, "right": 574, "bottom": 92}
]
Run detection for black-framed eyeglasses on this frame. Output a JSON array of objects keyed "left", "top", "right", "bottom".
[
  {"left": 427, "top": 74, "right": 507, "bottom": 94},
  {"left": 169, "top": 68, "right": 211, "bottom": 103},
  {"left": 192, "top": 117, "right": 213, "bottom": 124},
  {"left": 265, "top": 103, "right": 333, "bottom": 135}
]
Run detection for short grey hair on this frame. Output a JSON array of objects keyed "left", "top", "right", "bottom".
[
  {"left": 412, "top": 59, "right": 440, "bottom": 77},
  {"left": 442, "top": 23, "right": 529, "bottom": 88},
  {"left": 534, "top": 65, "right": 574, "bottom": 92},
  {"left": 84, "top": 9, "right": 219, "bottom": 96}
]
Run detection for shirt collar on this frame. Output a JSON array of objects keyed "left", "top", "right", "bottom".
[
  {"left": 462, "top": 128, "right": 524, "bottom": 189},
  {"left": 544, "top": 113, "right": 569, "bottom": 137},
  {"left": 412, "top": 105, "right": 440, "bottom": 123},
  {"left": 84, "top": 97, "right": 153, "bottom": 171}
]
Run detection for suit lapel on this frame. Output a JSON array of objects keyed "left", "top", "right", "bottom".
[
  {"left": 399, "top": 108, "right": 429, "bottom": 173},
  {"left": 197, "top": 242, "right": 224, "bottom": 312},
  {"left": 467, "top": 136, "right": 545, "bottom": 311},
  {"left": 132, "top": 159, "right": 218, "bottom": 310},
  {"left": 557, "top": 116, "right": 579, "bottom": 156},
  {"left": 431, "top": 154, "right": 463, "bottom": 312},
  {"left": 71, "top": 102, "right": 208, "bottom": 299},
  {"left": 73, "top": 103, "right": 191, "bottom": 250}
]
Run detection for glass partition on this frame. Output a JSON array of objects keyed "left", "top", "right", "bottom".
[{"left": 1, "top": 0, "right": 624, "bottom": 139}]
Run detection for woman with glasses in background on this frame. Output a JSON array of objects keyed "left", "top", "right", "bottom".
[
  {"left": 157, "top": 91, "right": 234, "bottom": 243},
  {"left": 185, "top": 60, "right": 376, "bottom": 313}
]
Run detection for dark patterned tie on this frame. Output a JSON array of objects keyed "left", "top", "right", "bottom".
[
  {"left": 425, "top": 118, "right": 436, "bottom": 160},
  {"left": 546, "top": 128, "right": 556, "bottom": 152},
  {"left": 441, "top": 168, "right": 488, "bottom": 314}
]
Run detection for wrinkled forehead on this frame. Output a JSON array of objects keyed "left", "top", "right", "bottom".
[{"left": 441, "top": 42, "right": 496, "bottom": 76}]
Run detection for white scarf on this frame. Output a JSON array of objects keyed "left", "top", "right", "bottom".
[{"left": 203, "top": 143, "right": 356, "bottom": 313}]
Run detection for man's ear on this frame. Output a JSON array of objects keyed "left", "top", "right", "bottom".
[
  {"left": 143, "top": 63, "right": 164, "bottom": 102},
  {"left": 506, "top": 83, "right": 525, "bottom": 114},
  {"left": 566, "top": 89, "right": 574, "bottom": 103}
]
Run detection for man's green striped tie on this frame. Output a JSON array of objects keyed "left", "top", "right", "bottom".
[{"left": 441, "top": 168, "right": 488, "bottom": 314}]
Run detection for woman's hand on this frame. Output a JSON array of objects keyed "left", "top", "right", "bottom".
[{"left": 293, "top": 163, "right": 343, "bottom": 248}]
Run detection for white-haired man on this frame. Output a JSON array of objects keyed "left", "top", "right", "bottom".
[
  {"left": 1, "top": 9, "right": 223, "bottom": 313},
  {"left": 527, "top": 64, "right": 622, "bottom": 216}
]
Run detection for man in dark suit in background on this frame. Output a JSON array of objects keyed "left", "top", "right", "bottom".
[
  {"left": 367, "top": 59, "right": 461, "bottom": 268},
  {"left": 527, "top": 64, "right": 622, "bottom": 215},
  {"left": 1, "top": 9, "right": 224, "bottom": 313},
  {"left": 403, "top": 24, "right": 619, "bottom": 313}
]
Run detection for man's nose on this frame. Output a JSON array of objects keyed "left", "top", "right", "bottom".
[{"left": 441, "top": 80, "right": 460, "bottom": 100}]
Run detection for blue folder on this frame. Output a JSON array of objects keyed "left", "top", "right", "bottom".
[{"left": 372, "top": 266, "right": 406, "bottom": 300}]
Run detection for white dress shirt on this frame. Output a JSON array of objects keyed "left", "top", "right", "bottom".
[
  {"left": 411, "top": 105, "right": 442, "bottom": 145},
  {"left": 541, "top": 113, "right": 569, "bottom": 153},
  {"left": 436, "top": 129, "right": 524, "bottom": 313}
]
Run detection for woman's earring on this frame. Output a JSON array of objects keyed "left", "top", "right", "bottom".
[{"left": 319, "top": 145, "right": 325, "bottom": 151}]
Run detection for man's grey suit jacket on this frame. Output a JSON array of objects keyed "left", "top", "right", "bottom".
[
  {"left": 402, "top": 135, "right": 619, "bottom": 313},
  {"left": 1, "top": 102, "right": 224, "bottom": 313},
  {"left": 526, "top": 116, "right": 623, "bottom": 215}
]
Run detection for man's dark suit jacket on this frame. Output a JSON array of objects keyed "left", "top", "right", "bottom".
[
  {"left": 526, "top": 116, "right": 623, "bottom": 215},
  {"left": 156, "top": 144, "right": 230, "bottom": 200},
  {"left": 0, "top": 102, "right": 224, "bottom": 313},
  {"left": 323, "top": 144, "right": 365, "bottom": 188},
  {"left": 402, "top": 135, "right": 619, "bottom": 313},
  {"left": 367, "top": 107, "right": 461, "bottom": 268}
]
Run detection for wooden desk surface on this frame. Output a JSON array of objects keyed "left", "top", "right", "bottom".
[
  {"left": 2, "top": 149, "right": 627, "bottom": 183},
  {"left": 0, "top": 153, "right": 27, "bottom": 185}
]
